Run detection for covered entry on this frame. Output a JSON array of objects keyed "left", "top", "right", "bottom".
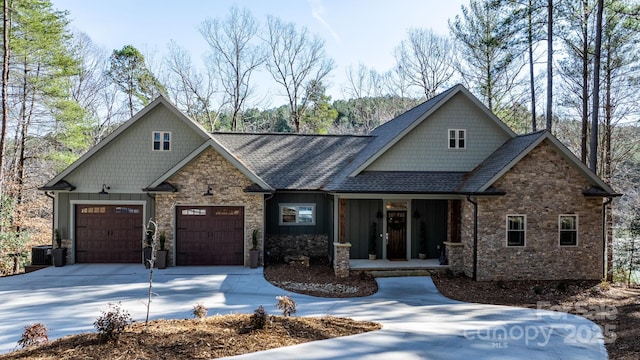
[
  {"left": 75, "top": 204, "right": 143, "bottom": 263},
  {"left": 176, "top": 206, "right": 245, "bottom": 265}
]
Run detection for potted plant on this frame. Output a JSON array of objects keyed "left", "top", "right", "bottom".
[
  {"left": 156, "top": 231, "right": 168, "bottom": 269},
  {"left": 143, "top": 229, "right": 153, "bottom": 269},
  {"left": 249, "top": 229, "right": 260, "bottom": 269},
  {"left": 368, "top": 222, "right": 377, "bottom": 260},
  {"left": 52, "top": 229, "right": 67, "bottom": 267},
  {"left": 418, "top": 221, "right": 427, "bottom": 259}
]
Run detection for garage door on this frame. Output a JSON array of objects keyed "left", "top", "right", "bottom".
[
  {"left": 176, "top": 206, "right": 244, "bottom": 265},
  {"left": 75, "top": 204, "right": 143, "bottom": 263}
]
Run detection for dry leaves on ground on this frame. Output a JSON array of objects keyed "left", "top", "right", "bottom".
[{"left": 0, "top": 315, "right": 381, "bottom": 360}]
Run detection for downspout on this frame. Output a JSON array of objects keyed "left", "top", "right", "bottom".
[
  {"left": 466, "top": 195, "right": 478, "bottom": 281},
  {"left": 45, "top": 191, "right": 55, "bottom": 245},
  {"left": 602, "top": 197, "right": 613, "bottom": 280},
  {"left": 263, "top": 193, "right": 274, "bottom": 265}
]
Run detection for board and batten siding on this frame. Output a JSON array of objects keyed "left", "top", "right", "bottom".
[
  {"left": 64, "top": 104, "right": 208, "bottom": 193},
  {"left": 265, "top": 192, "right": 329, "bottom": 235},
  {"left": 366, "top": 94, "right": 512, "bottom": 172},
  {"left": 346, "top": 199, "right": 383, "bottom": 259}
]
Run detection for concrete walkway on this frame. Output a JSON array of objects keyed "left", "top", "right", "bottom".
[{"left": 0, "top": 265, "right": 607, "bottom": 359}]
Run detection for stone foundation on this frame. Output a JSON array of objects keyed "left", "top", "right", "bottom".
[
  {"left": 265, "top": 234, "right": 328, "bottom": 263},
  {"left": 333, "top": 242, "right": 351, "bottom": 278}
]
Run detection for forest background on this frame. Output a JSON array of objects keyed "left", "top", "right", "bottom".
[{"left": 0, "top": 0, "right": 639, "bottom": 280}]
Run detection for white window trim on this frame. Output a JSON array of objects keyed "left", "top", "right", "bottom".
[
  {"left": 152, "top": 131, "right": 172, "bottom": 151},
  {"left": 448, "top": 129, "right": 466, "bottom": 149},
  {"left": 279, "top": 203, "right": 316, "bottom": 226},
  {"left": 559, "top": 214, "right": 579, "bottom": 247},
  {"left": 506, "top": 214, "right": 526, "bottom": 247}
]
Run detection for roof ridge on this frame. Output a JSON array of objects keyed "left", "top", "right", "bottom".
[{"left": 212, "top": 131, "right": 372, "bottom": 138}]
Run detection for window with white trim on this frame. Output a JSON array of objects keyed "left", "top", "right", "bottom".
[
  {"left": 448, "top": 129, "right": 466, "bottom": 149},
  {"left": 153, "top": 131, "right": 171, "bottom": 151},
  {"left": 559, "top": 215, "right": 578, "bottom": 246},
  {"left": 506, "top": 215, "right": 526, "bottom": 246},
  {"left": 279, "top": 204, "right": 315, "bottom": 225}
]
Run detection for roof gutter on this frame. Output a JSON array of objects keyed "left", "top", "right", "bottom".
[{"left": 466, "top": 194, "right": 478, "bottom": 281}]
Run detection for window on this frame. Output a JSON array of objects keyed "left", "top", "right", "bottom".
[
  {"left": 181, "top": 208, "right": 206, "bottom": 216},
  {"left": 448, "top": 129, "right": 466, "bottom": 149},
  {"left": 559, "top": 215, "right": 578, "bottom": 246},
  {"left": 279, "top": 204, "right": 315, "bottom": 225},
  {"left": 153, "top": 131, "right": 171, "bottom": 151},
  {"left": 506, "top": 215, "right": 526, "bottom": 246}
]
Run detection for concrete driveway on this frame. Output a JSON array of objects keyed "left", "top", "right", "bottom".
[{"left": 0, "top": 265, "right": 606, "bottom": 359}]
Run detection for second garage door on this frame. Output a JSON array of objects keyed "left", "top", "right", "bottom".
[{"left": 176, "top": 206, "right": 244, "bottom": 265}]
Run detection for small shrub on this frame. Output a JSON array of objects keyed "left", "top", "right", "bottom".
[
  {"left": 276, "top": 295, "right": 297, "bottom": 317},
  {"left": 556, "top": 281, "right": 568, "bottom": 293},
  {"left": 192, "top": 303, "right": 208, "bottom": 319},
  {"left": 250, "top": 305, "right": 267, "bottom": 330},
  {"left": 600, "top": 280, "right": 611, "bottom": 291},
  {"left": 532, "top": 285, "right": 543, "bottom": 295},
  {"left": 17, "top": 323, "right": 48, "bottom": 348},
  {"left": 93, "top": 302, "right": 132, "bottom": 343}
]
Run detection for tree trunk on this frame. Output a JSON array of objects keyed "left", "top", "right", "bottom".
[
  {"left": 528, "top": 0, "right": 537, "bottom": 131},
  {"left": 546, "top": 0, "right": 553, "bottom": 131},
  {"left": 580, "top": 0, "right": 589, "bottom": 164},
  {"left": 0, "top": 0, "right": 9, "bottom": 201},
  {"left": 590, "top": 0, "right": 604, "bottom": 173}
]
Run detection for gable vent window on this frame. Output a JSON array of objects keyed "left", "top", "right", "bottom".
[
  {"left": 153, "top": 131, "right": 171, "bottom": 151},
  {"left": 448, "top": 129, "right": 466, "bottom": 149}
]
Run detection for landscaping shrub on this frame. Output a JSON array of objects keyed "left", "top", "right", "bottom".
[
  {"left": 192, "top": 303, "right": 208, "bottom": 319},
  {"left": 17, "top": 323, "right": 48, "bottom": 348},
  {"left": 276, "top": 295, "right": 297, "bottom": 317},
  {"left": 93, "top": 302, "right": 132, "bottom": 343},
  {"left": 250, "top": 305, "right": 267, "bottom": 330}
]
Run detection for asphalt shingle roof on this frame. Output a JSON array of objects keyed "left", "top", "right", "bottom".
[
  {"left": 458, "top": 131, "right": 546, "bottom": 193},
  {"left": 211, "top": 133, "right": 371, "bottom": 190}
]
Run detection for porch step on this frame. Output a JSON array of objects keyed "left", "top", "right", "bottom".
[
  {"left": 367, "top": 269, "right": 436, "bottom": 278},
  {"left": 25, "top": 265, "right": 50, "bottom": 273}
]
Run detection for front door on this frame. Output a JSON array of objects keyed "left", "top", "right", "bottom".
[{"left": 387, "top": 210, "right": 407, "bottom": 260}]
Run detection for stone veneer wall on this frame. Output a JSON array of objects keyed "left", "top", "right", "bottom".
[
  {"left": 464, "top": 141, "right": 603, "bottom": 281},
  {"left": 154, "top": 147, "right": 264, "bottom": 267},
  {"left": 265, "top": 234, "right": 329, "bottom": 262}
]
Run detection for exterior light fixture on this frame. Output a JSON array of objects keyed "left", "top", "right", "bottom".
[
  {"left": 99, "top": 184, "right": 110, "bottom": 195},
  {"left": 203, "top": 186, "right": 213, "bottom": 196}
]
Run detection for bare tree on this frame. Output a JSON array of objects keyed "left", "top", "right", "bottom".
[
  {"left": 264, "top": 16, "right": 335, "bottom": 133},
  {"left": 394, "top": 28, "right": 456, "bottom": 99},
  {"left": 546, "top": 0, "right": 554, "bottom": 131},
  {"left": 199, "top": 6, "right": 263, "bottom": 131},
  {"left": 164, "top": 41, "right": 221, "bottom": 131}
]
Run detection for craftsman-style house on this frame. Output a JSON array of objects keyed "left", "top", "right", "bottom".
[{"left": 40, "top": 84, "right": 618, "bottom": 281}]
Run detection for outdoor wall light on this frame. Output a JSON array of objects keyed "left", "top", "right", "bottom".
[
  {"left": 98, "top": 184, "right": 110, "bottom": 195},
  {"left": 203, "top": 186, "right": 213, "bottom": 196}
]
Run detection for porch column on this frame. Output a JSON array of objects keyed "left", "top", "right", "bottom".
[
  {"left": 333, "top": 242, "right": 351, "bottom": 278},
  {"left": 444, "top": 241, "right": 464, "bottom": 274}
]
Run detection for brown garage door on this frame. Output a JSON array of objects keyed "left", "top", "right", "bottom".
[
  {"left": 176, "top": 206, "right": 244, "bottom": 265},
  {"left": 75, "top": 204, "right": 143, "bottom": 263}
]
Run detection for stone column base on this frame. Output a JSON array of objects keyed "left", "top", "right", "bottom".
[
  {"left": 444, "top": 241, "right": 464, "bottom": 274},
  {"left": 333, "top": 242, "right": 352, "bottom": 278}
]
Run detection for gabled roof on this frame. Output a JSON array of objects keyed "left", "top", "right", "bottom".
[
  {"left": 212, "top": 133, "right": 371, "bottom": 190},
  {"left": 42, "top": 95, "right": 212, "bottom": 190},
  {"left": 344, "top": 84, "right": 517, "bottom": 178},
  {"left": 459, "top": 130, "right": 618, "bottom": 195},
  {"left": 146, "top": 139, "right": 274, "bottom": 192}
]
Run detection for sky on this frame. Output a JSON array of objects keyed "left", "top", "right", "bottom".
[{"left": 50, "top": 0, "right": 468, "bottom": 102}]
